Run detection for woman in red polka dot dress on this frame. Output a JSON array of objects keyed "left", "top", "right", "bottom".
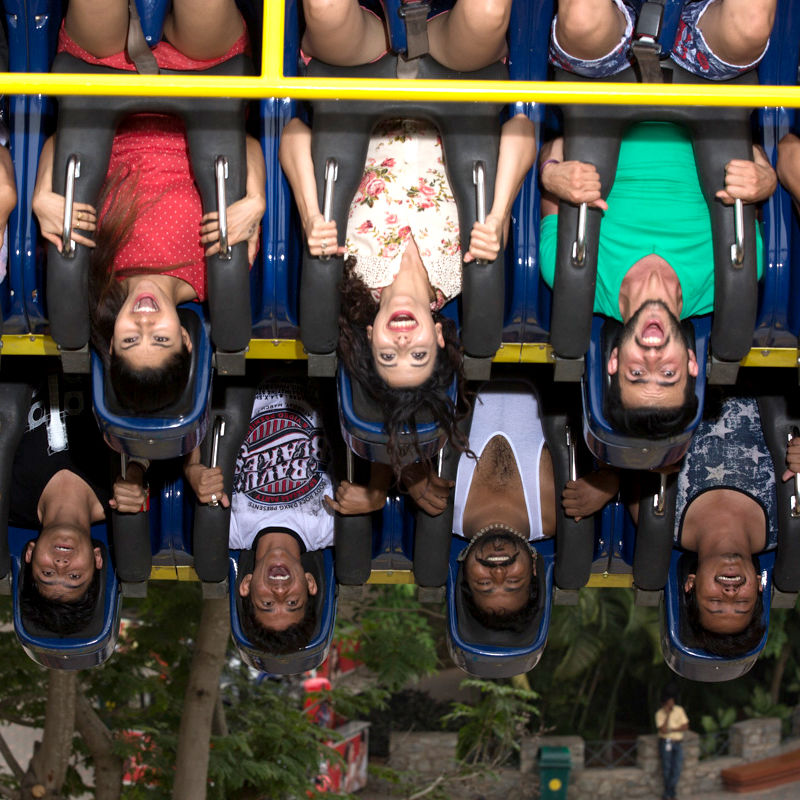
[{"left": 32, "top": 0, "right": 265, "bottom": 412}]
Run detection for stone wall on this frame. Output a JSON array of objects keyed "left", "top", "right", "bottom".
[{"left": 387, "top": 716, "right": 796, "bottom": 800}]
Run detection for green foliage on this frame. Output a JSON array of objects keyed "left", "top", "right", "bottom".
[
  {"left": 744, "top": 685, "right": 791, "bottom": 722},
  {"left": 443, "top": 678, "right": 540, "bottom": 767},
  {"left": 337, "top": 585, "right": 438, "bottom": 692}
]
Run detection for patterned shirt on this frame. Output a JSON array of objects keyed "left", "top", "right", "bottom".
[
  {"left": 675, "top": 395, "right": 777, "bottom": 549},
  {"left": 346, "top": 119, "right": 462, "bottom": 310}
]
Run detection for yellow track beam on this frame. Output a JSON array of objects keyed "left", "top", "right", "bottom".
[
  {"left": 586, "top": 573, "right": 634, "bottom": 588},
  {"left": 3, "top": 335, "right": 799, "bottom": 367},
  {"left": 1, "top": 71, "right": 798, "bottom": 106}
]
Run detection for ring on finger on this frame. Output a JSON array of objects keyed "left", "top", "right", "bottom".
[
  {"left": 321, "top": 239, "right": 328, "bottom": 251},
  {"left": 209, "top": 493, "right": 219, "bottom": 507}
]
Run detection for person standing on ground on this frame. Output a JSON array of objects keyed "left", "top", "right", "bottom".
[{"left": 655, "top": 685, "right": 689, "bottom": 800}]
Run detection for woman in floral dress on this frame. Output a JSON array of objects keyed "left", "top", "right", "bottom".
[{"left": 280, "top": 0, "right": 535, "bottom": 475}]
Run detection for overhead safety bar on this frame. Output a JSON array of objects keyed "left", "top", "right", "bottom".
[{"left": 1, "top": 71, "right": 799, "bottom": 106}]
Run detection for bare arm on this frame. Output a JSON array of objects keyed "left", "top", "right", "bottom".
[
  {"left": 539, "top": 136, "right": 607, "bottom": 216},
  {"left": 183, "top": 446, "right": 229, "bottom": 508},
  {"left": 278, "top": 117, "right": 344, "bottom": 257},
  {"left": 465, "top": 113, "right": 536, "bottom": 262},
  {"left": 0, "top": 147, "right": 16, "bottom": 244},
  {"left": 715, "top": 144, "right": 777, "bottom": 205},
  {"left": 777, "top": 133, "right": 800, "bottom": 213},
  {"left": 201, "top": 134, "right": 266, "bottom": 263},
  {"left": 324, "top": 462, "right": 393, "bottom": 515},
  {"left": 32, "top": 135, "right": 97, "bottom": 250}
]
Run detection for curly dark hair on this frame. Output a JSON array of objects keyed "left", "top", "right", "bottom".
[
  {"left": 681, "top": 555, "right": 766, "bottom": 658},
  {"left": 460, "top": 570, "right": 539, "bottom": 634},
  {"left": 88, "top": 162, "right": 192, "bottom": 414},
  {"left": 338, "top": 257, "right": 470, "bottom": 475},
  {"left": 239, "top": 590, "right": 318, "bottom": 654},
  {"left": 20, "top": 557, "right": 102, "bottom": 636}
]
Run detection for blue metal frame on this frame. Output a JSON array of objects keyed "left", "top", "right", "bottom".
[
  {"left": 446, "top": 535, "right": 554, "bottom": 678},
  {"left": 228, "top": 547, "right": 337, "bottom": 675},
  {"left": 661, "top": 548, "right": 773, "bottom": 682},
  {"left": 9, "top": 523, "right": 121, "bottom": 670}
]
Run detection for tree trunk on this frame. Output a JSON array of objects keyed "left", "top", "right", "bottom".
[
  {"left": 21, "top": 670, "right": 77, "bottom": 800},
  {"left": 74, "top": 690, "right": 123, "bottom": 800},
  {"left": 770, "top": 640, "right": 791, "bottom": 706},
  {"left": 172, "top": 598, "right": 230, "bottom": 800}
]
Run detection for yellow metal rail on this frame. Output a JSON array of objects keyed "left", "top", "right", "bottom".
[
  {"left": 3, "top": 335, "right": 798, "bottom": 366},
  {"left": 0, "top": 0, "right": 796, "bottom": 105}
]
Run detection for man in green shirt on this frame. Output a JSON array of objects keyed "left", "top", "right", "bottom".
[
  {"left": 539, "top": 127, "right": 774, "bottom": 436},
  {"left": 541, "top": 0, "right": 777, "bottom": 438}
]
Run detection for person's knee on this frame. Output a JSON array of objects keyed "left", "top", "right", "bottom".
[
  {"left": 704, "top": 0, "right": 776, "bottom": 62},
  {"left": 555, "top": 0, "right": 626, "bottom": 54},
  {"left": 458, "top": 0, "right": 511, "bottom": 41},
  {"left": 302, "top": 0, "right": 355, "bottom": 31}
]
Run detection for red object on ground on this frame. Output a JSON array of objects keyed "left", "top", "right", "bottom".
[{"left": 721, "top": 749, "right": 800, "bottom": 793}]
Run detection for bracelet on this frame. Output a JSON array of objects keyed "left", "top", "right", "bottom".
[{"left": 539, "top": 158, "right": 560, "bottom": 176}]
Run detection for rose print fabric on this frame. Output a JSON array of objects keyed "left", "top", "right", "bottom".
[{"left": 345, "top": 119, "right": 462, "bottom": 309}]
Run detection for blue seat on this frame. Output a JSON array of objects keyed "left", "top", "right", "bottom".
[
  {"left": 337, "top": 366, "right": 455, "bottom": 465},
  {"left": 661, "top": 548, "right": 773, "bottom": 682},
  {"left": 229, "top": 547, "right": 337, "bottom": 675},
  {"left": 9, "top": 523, "right": 121, "bottom": 670},
  {"left": 446, "top": 536, "right": 554, "bottom": 678},
  {"left": 92, "top": 304, "right": 212, "bottom": 460},
  {"left": 591, "top": 499, "right": 630, "bottom": 577},
  {"left": 581, "top": 315, "right": 710, "bottom": 470}
]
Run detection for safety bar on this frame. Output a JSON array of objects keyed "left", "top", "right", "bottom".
[
  {"left": 730, "top": 198, "right": 744, "bottom": 268},
  {"left": 652, "top": 473, "right": 667, "bottom": 516},
  {"left": 790, "top": 429, "right": 800, "bottom": 519},
  {"left": 208, "top": 416, "right": 226, "bottom": 507},
  {"left": 321, "top": 158, "right": 338, "bottom": 262},
  {"left": 571, "top": 203, "right": 587, "bottom": 267},
  {"left": 60, "top": 155, "right": 80, "bottom": 258},
  {"left": 472, "top": 160, "right": 486, "bottom": 265},
  {"left": 214, "top": 156, "right": 230, "bottom": 259},
  {"left": 0, "top": 74, "right": 799, "bottom": 106},
  {"left": 566, "top": 426, "right": 577, "bottom": 482}
]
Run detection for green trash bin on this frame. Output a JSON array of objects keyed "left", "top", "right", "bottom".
[{"left": 539, "top": 745, "right": 572, "bottom": 800}]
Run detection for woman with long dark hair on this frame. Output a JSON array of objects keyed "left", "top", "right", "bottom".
[
  {"left": 32, "top": 0, "right": 265, "bottom": 413},
  {"left": 280, "top": 0, "right": 535, "bottom": 471}
]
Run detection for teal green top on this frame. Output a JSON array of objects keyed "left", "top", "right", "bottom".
[{"left": 539, "top": 122, "right": 764, "bottom": 321}]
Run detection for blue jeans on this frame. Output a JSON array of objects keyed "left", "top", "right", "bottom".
[{"left": 659, "top": 739, "right": 683, "bottom": 799}]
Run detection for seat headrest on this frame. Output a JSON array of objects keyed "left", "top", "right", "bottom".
[
  {"left": 104, "top": 307, "right": 201, "bottom": 418},
  {"left": 234, "top": 545, "right": 327, "bottom": 648},
  {"left": 454, "top": 549, "right": 546, "bottom": 648},
  {"left": 18, "top": 540, "right": 109, "bottom": 640}
]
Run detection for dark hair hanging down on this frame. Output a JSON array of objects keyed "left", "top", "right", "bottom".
[
  {"left": 337, "top": 257, "right": 471, "bottom": 475},
  {"left": 88, "top": 164, "right": 192, "bottom": 413}
]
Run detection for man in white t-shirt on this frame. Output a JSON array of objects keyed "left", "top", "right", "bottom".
[
  {"left": 185, "top": 379, "right": 391, "bottom": 653},
  {"left": 186, "top": 381, "right": 335, "bottom": 653}
]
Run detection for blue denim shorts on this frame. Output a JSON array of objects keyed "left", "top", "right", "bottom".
[
  {"left": 550, "top": 0, "right": 769, "bottom": 80},
  {"left": 670, "top": 0, "right": 769, "bottom": 80}
]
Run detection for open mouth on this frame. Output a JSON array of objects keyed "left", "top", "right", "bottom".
[
  {"left": 54, "top": 545, "right": 74, "bottom": 552},
  {"left": 132, "top": 294, "right": 159, "bottom": 313},
  {"left": 715, "top": 574, "right": 745, "bottom": 587},
  {"left": 267, "top": 565, "right": 291, "bottom": 581},
  {"left": 640, "top": 319, "right": 665, "bottom": 346},
  {"left": 388, "top": 311, "right": 418, "bottom": 332}
]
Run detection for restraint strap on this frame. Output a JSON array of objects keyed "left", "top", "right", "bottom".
[
  {"left": 127, "top": 0, "right": 159, "bottom": 75},
  {"left": 399, "top": 0, "right": 431, "bottom": 60},
  {"left": 632, "top": 0, "right": 666, "bottom": 83}
]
